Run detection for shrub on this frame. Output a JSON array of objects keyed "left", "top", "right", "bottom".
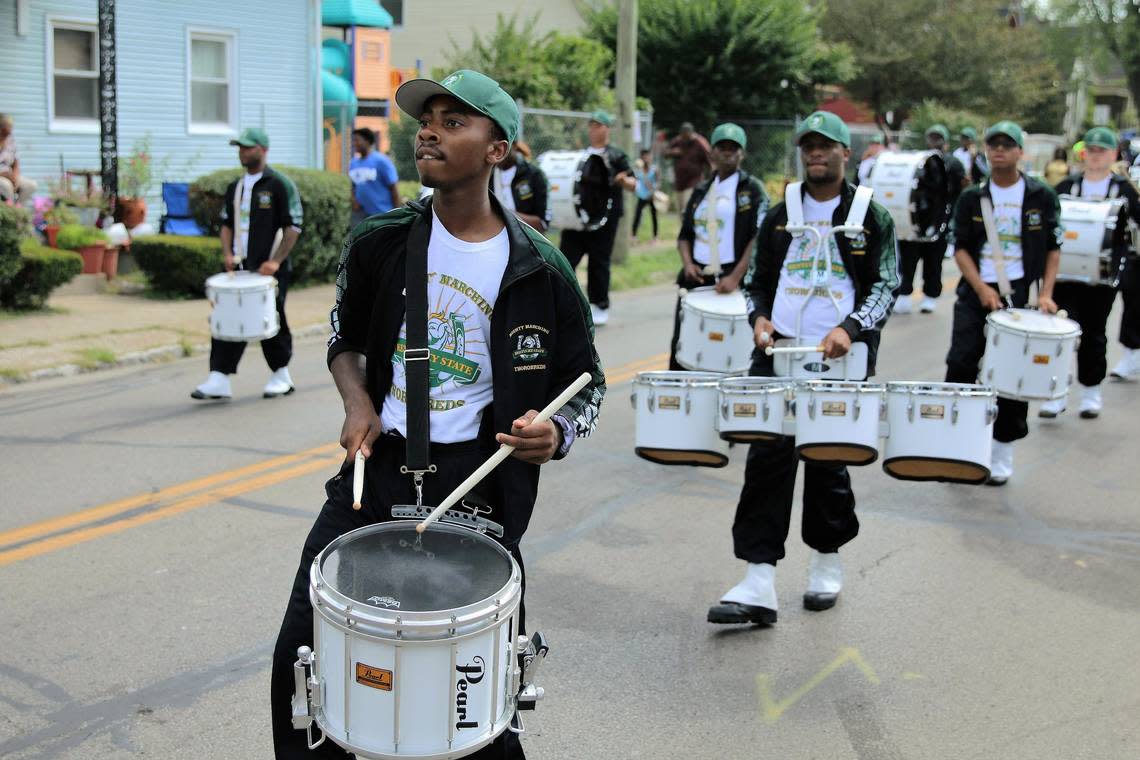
[
  {"left": 0, "top": 240, "right": 83, "bottom": 310},
  {"left": 0, "top": 205, "right": 29, "bottom": 288},
  {"left": 132, "top": 234, "right": 223, "bottom": 296},
  {"left": 188, "top": 165, "right": 352, "bottom": 283},
  {"left": 55, "top": 224, "right": 109, "bottom": 250}
]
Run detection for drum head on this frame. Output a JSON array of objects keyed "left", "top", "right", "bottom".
[
  {"left": 987, "top": 309, "right": 1080, "bottom": 335},
  {"left": 205, "top": 271, "right": 276, "bottom": 290},
  {"left": 320, "top": 522, "right": 513, "bottom": 612},
  {"left": 683, "top": 287, "right": 748, "bottom": 315},
  {"left": 635, "top": 447, "right": 729, "bottom": 468},
  {"left": 913, "top": 154, "right": 950, "bottom": 236},
  {"left": 797, "top": 443, "right": 878, "bottom": 466},
  {"left": 576, "top": 154, "right": 612, "bottom": 226},
  {"left": 884, "top": 457, "right": 989, "bottom": 484}
]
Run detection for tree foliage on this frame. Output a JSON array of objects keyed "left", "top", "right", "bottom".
[
  {"left": 822, "top": 0, "right": 1064, "bottom": 132},
  {"left": 582, "top": 0, "right": 853, "bottom": 131},
  {"left": 1067, "top": 0, "right": 1140, "bottom": 124}
]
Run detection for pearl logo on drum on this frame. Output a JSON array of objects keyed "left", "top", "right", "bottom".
[
  {"left": 366, "top": 595, "right": 401, "bottom": 609},
  {"left": 455, "top": 656, "right": 486, "bottom": 730}
]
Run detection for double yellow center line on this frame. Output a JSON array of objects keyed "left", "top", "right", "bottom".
[{"left": 0, "top": 352, "right": 668, "bottom": 568}]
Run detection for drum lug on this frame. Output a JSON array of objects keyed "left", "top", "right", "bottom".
[
  {"left": 1056, "top": 342, "right": 1063, "bottom": 358},
  {"left": 807, "top": 394, "right": 816, "bottom": 421},
  {"left": 762, "top": 398, "right": 770, "bottom": 422},
  {"left": 951, "top": 400, "right": 959, "bottom": 425},
  {"left": 237, "top": 292, "right": 243, "bottom": 308},
  {"left": 1023, "top": 337, "right": 1030, "bottom": 356},
  {"left": 906, "top": 398, "right": 915, "bottom": 422},
  {"left": 721, "top": 399, "right": 729, "bottom": 420},
  {"left": 699, "top": 316, "right": 706, "bottom": 332},
  {"left": 853, "top": 398, "right": 862, "bottom": 421},
  {"left": 648, "top": 391, "right": 655, "bottom": 413},
  {"left": 696, "top": 351, "right": 704, "bottom": 365},
  {"left": 1050, "top": 376, "right": 1057, "bottom": 391},
  {"left": 685, "top": 391, "right": 692, "bottom": 415},
  {"left": 630, "top": 390, "right": 636, "bottom": 410},
  {"left": 986, "top": 405, "right": 998, "bottom": 425}
]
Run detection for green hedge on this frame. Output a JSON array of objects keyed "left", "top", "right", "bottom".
[
  {"left": 188, "top": 165, "right": 352, "bottom": 284},
  {"left": 0, "top": 240, "right": 83, "bottom": 310},
  {"left": 0, "top": 205, "right": 29, "bottom": 288},
  {"left": 132, "top": 235, "right": 224, "bottom": 296}
]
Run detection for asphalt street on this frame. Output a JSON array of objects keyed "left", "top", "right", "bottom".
[{"left": 1, "top": 281, "right": 1138, "bottom": 759}]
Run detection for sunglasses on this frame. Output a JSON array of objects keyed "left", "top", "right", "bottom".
[{"left": 986, "top": 137, "right": 1018, "bottom": 150}]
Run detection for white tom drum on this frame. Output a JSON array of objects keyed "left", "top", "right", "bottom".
[
  {"left": 865, "top": 150, "right": 952, "bottom": 242},
  {"left": 675, "top": 287, "right": 753, "bottom": 373},
  {"left": 205, "top": 271, "right": 279, "bottom": 342},
  {"left": 293, "top": 521, "right": 542, "bottom": 759},
  {"left": 981, "top": 309, "right": 1080, "bottom": 401},
  {"left": 716, "top": 376, "right": 793, "bottom": 442},
  {"left": 536, "top": 150, "right": 613, "bottom": 231},
  {"left": 882, "top": 382, "right": 996, "bottom": 484},
  {"left": 632, "top": 371, "right": 729, "bottom": 467},
  {"left": 1058, "top": 196, "right": 1127, "bottom": 286},
  {"left": 793, "top": 381, "right": 884, "bottom": 466}
]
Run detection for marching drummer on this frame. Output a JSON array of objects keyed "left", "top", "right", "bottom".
[
  {"left": 493, "top": 139, "right": 552, "bottom": 233},
  {"left": 191, "top": 128, "right": 303, "bottom": 401},
  {"left": 707, "top": 112, "right": 900, "bottom": 626},
  {"left": 269, "top": 69, "right": 605, "bottom": 758},
  {"left": 944, "top": 120, "right": 1062, "bottom": 485},
  {"left": 1043, "top": 127, "right": 1140, "bottom": 417},
  {"left": 669, "top": 122, "right": 770, "bottom": 369}
]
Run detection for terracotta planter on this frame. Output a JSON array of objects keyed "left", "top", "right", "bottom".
[
  {"left": 102, "top": 247, "right": 120, "bottom": 278},
  {"left": 115, "top": 197, "right": 147, "bottom": 228},
  {"left": 45, "top": 225, "right": 60, "bottom": 248},
  {"left": 76, "top": 244, "right": 107, "bottom": 274}
]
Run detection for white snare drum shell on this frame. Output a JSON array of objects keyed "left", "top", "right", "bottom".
[
  {"left": 716, "top": 376, "right": 792, "bottom": 442},
  {"left": 981, "top": 309, "right": 1080, "bottom": 401},
  {"left": 675, "top": 288, "right": 752, "bottom": 373},
  {"left": 882, "top": 382, "right": 995, "bottom": 484},
  {"left": 633, "top": 371, "right": 729, "bottom": 467},
  {"left": 793, "top": 381, "right": 883, "bottom": 466},
  {"left": 205, "top": 271, "right": 280, "bottom": 342}
]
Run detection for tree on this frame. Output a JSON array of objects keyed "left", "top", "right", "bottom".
[
  {"left": 582, "top": 0, "right": 853, "bottom": 131},
  {"left": 1070, "top": 0, "right": 1140, "bottom": 122},
  {"left": 822, "top": 0, "right": 1064, "bottom": 132}
]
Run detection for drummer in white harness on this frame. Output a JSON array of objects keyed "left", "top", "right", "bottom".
[
  {"left": 1044, "top": 127, "right": 1140, "bottom": 417},
  {"left": 707, "top": 112, "right": 900, "bottom": 626}
]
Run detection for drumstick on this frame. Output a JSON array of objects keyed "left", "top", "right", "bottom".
[
  {"left": 352, "top": 449, "right": 365, "bottom": 510},
  {"left": 416, "top": 372, "right": 591, "bottom": 534},
  {"left": 765, "top": 344, "right": 825, "bottom": 356}
]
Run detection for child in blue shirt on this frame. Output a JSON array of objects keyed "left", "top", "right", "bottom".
[{"left": 632, "top": 148, "right": 659, "bottom": 240}]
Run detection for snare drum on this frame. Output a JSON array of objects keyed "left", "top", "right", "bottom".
[
  {"left": 205, "top": 271, "right": 279, "bottom": 342},
  {"left": 981, "top": 309, "right": 1080, "bottom": 401},
  {"left": 882, "top": 382, "right": 996, "bottom": 484},
  {"left": 632, "top": 371, "right": 729, "bottom": 467},
  {"left": 716, "top": 376, "right": 793, "bottom": 442},
  {"left": 793, "top": 381, "right": 884, "bottom": 466},
  {"left": 294, "top": 521, "right": 530, "bottom": 759},
  {"left": 866, "top": 150, "right": 951, "bottom": 242},
  {"left": 1058, "top": 196, "right": 1126, "bottom": 286},
  {"left": 536, "top": 150, "right": 613, "bottom": 231},
  {"left": 675, "top": 287, "right": 753, "bottom": 373}
]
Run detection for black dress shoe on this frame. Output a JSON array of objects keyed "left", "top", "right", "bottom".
[
  {"left": 985, "top": 475, "right": 1008, "bottom": 486},
  {"left": 707, "top": 601, "right": 777, "bottom": 625},
  {"left": 802, "top": 591, "right": 838, "bottom": 611}
]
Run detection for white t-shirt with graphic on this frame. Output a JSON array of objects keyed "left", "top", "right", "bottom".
[
  {"left": 238, "top": 171, "right": 262, "bottom": 259},
  {"left": 1080, "top": 175, "right": 1111, "bottom": 199},
  {"left": 771, "top": 194, "right": 856, "bottom": 344},
  {"left": 692, "top": 172, "right": 739, "bottom": 267},
  {"left": 495, "top": 165, "right": 517, "bottom": 212},
  {"left": 979, "top": 178, "right": 1025, "bottom": 283},
  {"left": 381, "top": 211, "right": 510, "bottom": 443}
]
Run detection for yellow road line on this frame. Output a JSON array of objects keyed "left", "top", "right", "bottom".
[{"left": 606, "top": 352, "right": 669, "bottom": 385}]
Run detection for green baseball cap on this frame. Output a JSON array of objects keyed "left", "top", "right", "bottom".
[
  {"left": 395, "top": 69, "right": 520, "bottom": 144},
  {"left": 589, "top": 110, "right": 615, "bottom": 127},
  {"left": 795, "top": 111, "right": 850, "bottom": 148},
  {"left": 230, "top": 127, "right": 269, "bottom": 148},
  {"left": 1083, "top": 126, "right": 1118, "bottom": 151},
  {"left": 710, "top": 122, "right": 747, "bottom": 150},
  {"left": 959, "top": 126, "right": 977, "bottom": 140},
  {"left": 925, "top": 123, "right": 951, "bottom": 141},
  {"left": 984, "top": 120, "right": 1024, "bottom": 148}
]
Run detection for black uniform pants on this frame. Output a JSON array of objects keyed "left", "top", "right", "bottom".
[
  {"left": 1054, "top": 281, "right": 1117, "bottom": 386},
  {"left": 898, "top": 240, "right": 945, "bottom": 298},
  {"left": 945, "top": 278, "right": 1030, "bottom": 443},
  {"left": 561, "top": 215, "right": 620, "bottom": 309},
  {"left": 668, "top": 271, "right": 719, "bottom": 370},
  {"left": 1119, "top": 260, "right": 1140, "bottom": 349},
  {"left": 731, "top": 351, "right": 858, "bottom": 564},
  {"left": 632, "top": 198, "right": 657, "bottom": 238},
  {"left": 269, "top": 436, "right": 526, "bottom": 759},
  {"left": 210, "top": 270, "right": 293, "bottom": 374}
]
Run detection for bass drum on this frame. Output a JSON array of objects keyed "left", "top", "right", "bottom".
[
  {"left": 866, "top": 150, "right": 951, "bottom": 242},
  {"left": 537, "top": 150, "right": 613, "bottom": 231}
]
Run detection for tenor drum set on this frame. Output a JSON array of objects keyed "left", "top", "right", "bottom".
[
  {"left": 1057, "top": 195, "right": 1129, "bottom": 287},
  {"left": 536, "top": 150, "right": 613, "bottom": 231},
  {"left": 865, "top": 150, "right": 952, "bottom": 242}
]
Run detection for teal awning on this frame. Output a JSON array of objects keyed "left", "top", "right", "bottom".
[{"left": 322, "top": 0, "right": 393, "bottom": 28}]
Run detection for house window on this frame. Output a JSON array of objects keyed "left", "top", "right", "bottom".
[
  {"left": 50, "top": 21, "right": 99, "bottom": 126},
  {"left": 188, "top": 31, "right": 236, "bottom": 132},
  {"left": 380, "top": 0, "right": 403, "bottom": 27}
]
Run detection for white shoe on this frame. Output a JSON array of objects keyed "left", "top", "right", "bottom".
[
  {"left": 1037, "top": 396, "right": 1066, "bottom": 418},
  {"left": 1110, "top": 348, "right": 1140, "bottom": 380},
  {"left": 191, "top": 371, "right": 232, "bottom": 400},
  {"left": 803, "top": 551, "right": 842, "bottom": 610},
  {"left": 987, "top": 441, "right": 1013, "bottom": 485},
  {"left": 919, "top": 296, "right": 937, "bottom": 313},
  {"left": 1079, "top": 384, "right": 1102, "bottom": 419},
  {"left": 263, "top": 367, "right": 295, "bottom": 398},
  {"left": 893, "top": 296, "right": 913, "bottom": 314},
  {"left": 720, "top": 562, "right": 778, "bottom": 610},
  {"left": 590, "top": 304, "right": 609, "bottom": 326}
]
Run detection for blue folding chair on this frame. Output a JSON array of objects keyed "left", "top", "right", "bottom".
[{"left": 160, "top": 182, "right": 204, "bottom": 236}]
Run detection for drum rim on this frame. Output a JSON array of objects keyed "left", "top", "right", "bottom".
[
  {"left": 885, "top": 381, "right": 996, "bottom": 398},
  {"left": 680, "top": 286, "right": 749, "bottom": 316},
  {"left": 794, "top": 380, "right": 886, "bottom": 393},
  {"left": 718, "top": 376, "right": 794, "bottom": 392},
  {"left": 205, "top": 273, "right": 278, "bottom": 290},
  {"left": 986, "top": 309, "right": 1081, "bottom": 336},
  {"left": 310, "top": 521, "right": 522, "bottom": 639},
  {"left": 635, "top": 370, "right": 726, "bottom": 387}
]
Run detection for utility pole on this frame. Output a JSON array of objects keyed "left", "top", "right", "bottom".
[
  {"left": 613, "top": 0, "right": 637, "bottom": 264},
  {"left": 97, "top": 0, "right": 118, "bottom": 209}
]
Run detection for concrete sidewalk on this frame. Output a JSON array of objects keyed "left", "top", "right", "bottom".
[{"left": 0, "top": 283, "right": 337, "bottom": 384}]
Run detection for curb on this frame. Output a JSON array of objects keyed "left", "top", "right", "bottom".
[{"left": 3, "top": 323, "right": 331, "bottom": 386}]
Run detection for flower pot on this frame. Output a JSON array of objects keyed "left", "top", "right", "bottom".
[
  {"left": 77, "top": 244, "right": 107, "bottom": 275},
  {"left": 115, "top": 197, "right": 147, "bottom": 228},
  {"left": 45, "top": 225, "right": 60, "bottom": 248},
  {"left": 102, "top": 246, "right": 120, "bottom": 279}
]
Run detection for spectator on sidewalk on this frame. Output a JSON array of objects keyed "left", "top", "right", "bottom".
[
  {"left": 349, "top": 127, "right": 401, "bottom": 227},
  {"left": 1044, "top": 147, "right": 1070, "bottom": 187},
  {"left": 0, "top": 114, "right": 37, "bottom": 206},
  {"left": 666, "top": 122, "right": 711, "bottom": 221},
  {"left": 492, "top": 140, "right": 551, "bottom": 232},
  {"left": 632, "top": 148, "right": 659, "bottom": 241}
]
